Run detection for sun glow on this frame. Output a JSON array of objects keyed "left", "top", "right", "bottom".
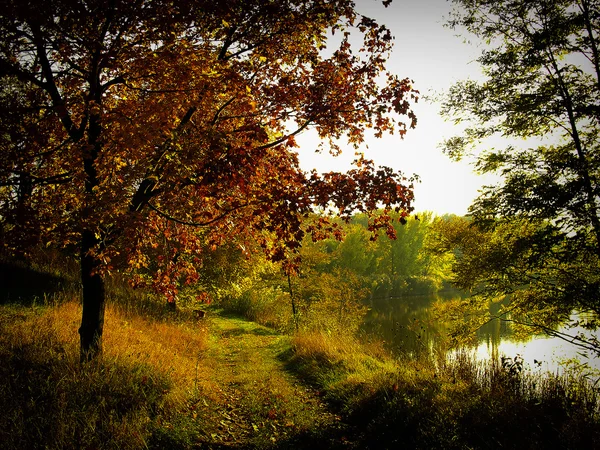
[{"left": 294, "top": 0, "right": 502, "bottom": 216}]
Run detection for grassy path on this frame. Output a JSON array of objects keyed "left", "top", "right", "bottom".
[
  {"left": 200, "top": 311, "right": 347, "bottom": 449},
  {"left": 0, "top": 299, "right": 353, "bottom": 450}
]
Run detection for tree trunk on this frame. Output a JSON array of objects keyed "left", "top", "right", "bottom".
[
  {"left": 78, "top": 229, "right": 106, "bottom": 362},
  {"left": 548, "top": 52, "right": 600, "bottom": 256},
  {"left": 287, "top": 271, "right": 299, "bottom": 332},
  {"left": 79, "top": 63, "right": 105, "bottom": 361}
]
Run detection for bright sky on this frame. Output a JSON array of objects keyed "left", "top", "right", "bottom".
[{"left": 294, "top": 0, "right": 500, "bottom": 216}]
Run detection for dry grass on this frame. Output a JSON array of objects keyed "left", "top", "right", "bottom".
[
  {"left": 103, "top": 306, "right": 213, "bottom": 405},
  {"left": 291, "top": 330, "right": 393, "bottom": 375},
  {"left": 0, "top": 291, "right": 345, "bottom": 449},
  {"left": 289, "top": 330, "right": 404, "bottom": 415},
  {"left": 0, "top": 296, "right": 214, "bottom": 450},
  {"left": 36, "top": 297, "right": 214, "bottom": 402}
]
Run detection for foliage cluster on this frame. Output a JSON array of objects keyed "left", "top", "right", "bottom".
[
  {"left": 300, "top": 211, "right": 451, "bottom": 299},
  {"left": 194, "top": 211, "right": 452, "bottom": 336},
  {"left": 429, "top": 214, "right": 600, "bottom": 354},
  {"left": 439, "top": 0, "right": 600, "bottom": 353}
]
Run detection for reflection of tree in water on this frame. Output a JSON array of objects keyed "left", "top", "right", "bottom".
[
  {"left": 475, "top": 297, "right": 513, "bottom": 355},
  {"left": 363, "top": 294, "right": 452, "bottom": 357},
  {"left": 363, "top": 292, "right": 539, "bottom": 359}
]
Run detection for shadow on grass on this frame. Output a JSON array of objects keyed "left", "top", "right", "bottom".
[
  {"left": 250, "top": 327, "right": 280, "bottom": 337},
  {"left": 0, "top": 306, "right": 207, "bottom": 450},
  {"left": 0, "top": 261, "right": 68, "bottom": 306},
  {"left": 269, "top": 426, "right": 359, "bottom": 450}
]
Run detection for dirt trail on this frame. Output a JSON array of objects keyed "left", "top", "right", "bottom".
[{"left": 201, "top": 312, "right": 346, "bottom": 448}]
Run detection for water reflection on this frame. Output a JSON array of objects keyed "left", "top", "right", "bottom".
[
  {"left": 473, "top": 316, "right": 600, "bottom": 373},
  {"left": 363, "top": 293, "right": 600, "bottom": 372},
  {"left": 363, "top": 293, "right": 451, "bottom": 358}
]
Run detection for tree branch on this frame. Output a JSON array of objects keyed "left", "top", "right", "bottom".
[
  {"left": 211, "top": 96, "right": 237, "bottom": 125},
  {"left": 255, "top": 118, "right": 313, "bottom": 150},
  {"left": 498, "top": 314, "right": 600, "bottom": 357},
  {"left": 147, "top": 200, "right": 253, "bottom": 227},
  {"left": 31, "top": 26, "right": 81, "bottom": 141}
]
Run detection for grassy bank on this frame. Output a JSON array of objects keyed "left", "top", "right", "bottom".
[
  {"left": 0, "top": 280, "right": 344, "bottom": 449},
  {"left": 286, "top": 329, "right": 600, "bottom": 449}
]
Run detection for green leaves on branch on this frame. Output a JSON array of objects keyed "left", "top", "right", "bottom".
[{"left": 437, "top": 1, "right": 600, "bottom": 352}]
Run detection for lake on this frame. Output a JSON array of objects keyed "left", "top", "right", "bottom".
[{"left": 363, "top": 292, "right": 600, "bottom": 373}]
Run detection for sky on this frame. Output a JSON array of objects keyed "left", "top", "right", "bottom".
[{"left": 294, "top": 0, "right": 501, "bottom": 216}]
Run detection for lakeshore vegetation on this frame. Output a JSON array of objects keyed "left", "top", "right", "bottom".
[{"left": 1, "top": 215, "right": 599, "bottom": 449}]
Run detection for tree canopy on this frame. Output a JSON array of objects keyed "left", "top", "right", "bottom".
[
  {"left": 440, "top": 0, "right": 600, "bottom": 353},
  {"left": 0, "top": 0, "right": 418, "bottom": 359}
]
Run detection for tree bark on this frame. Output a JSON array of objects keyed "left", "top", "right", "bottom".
[
  {"left": 79, "top": 229, "right": 106, "bottom": 362},
  {"left": 287, "top": 270, "right": 299, "bottom": 332},
  {"left": 79, "top": 67, "right": 104, "bottom": 360}
]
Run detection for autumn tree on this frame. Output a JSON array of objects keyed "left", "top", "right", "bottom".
[
  {"left": 440, "top": 0, "right": 600, "bottom": 352},
  {"left": 0, "top": 0, "right": 418, "bottom": 360}
]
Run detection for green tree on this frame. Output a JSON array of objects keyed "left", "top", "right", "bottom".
[
  {"left": 367, "top": 212, "right": 442, "bottom": 295},
  {"left": 330, "top": 221, "right": 377, "bottom": 277},
  {"left": 440, "top": 0, "right": 600, "bottom": 352},
  {"left": 294, "top": 233, "right": 370, "bottom": 333},
  {"left": 430, "top": 215, "right": 600, "bottom": 353}
]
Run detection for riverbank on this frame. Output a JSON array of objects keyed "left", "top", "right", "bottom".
[
  {"left": 1, "top": 254, "right": 599, "bottom": 449},
  {"left": 289, "top": 330, "right": 600, "bottom": 448},
  {"left": 1, "top": 294, "right": 599, "bottom": 449}
]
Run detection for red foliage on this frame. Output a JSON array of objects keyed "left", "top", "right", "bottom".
[{"left": 0, "top": 0, "right": 418, "bottom": 298}]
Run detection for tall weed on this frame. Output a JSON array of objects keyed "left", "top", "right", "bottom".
[{"left": 288, "top": 330, "right": 600, "bottom": 449}]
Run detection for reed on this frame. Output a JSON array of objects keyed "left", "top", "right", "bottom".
[{"left": 288, "top": 330, "right": 600, "bottom": 449}]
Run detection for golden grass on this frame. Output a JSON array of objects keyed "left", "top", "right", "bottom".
[
  {"left": 0, "top": 297, "right": 215, "bottom": 450},
  {"left": 1, "top": 295, "right": 347, "bottom": 449},
  {"left": 32, "top": 298, "right": 214, "bottom": 403},
  {"left": 292, "top": 330, "right": 396, "bottom": 373},
  {"left": 103, "top": 305, "right": 214, "bottom": 405},
  {"left": 289, "top": 329, "right": 405, "bottom": 414}
]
